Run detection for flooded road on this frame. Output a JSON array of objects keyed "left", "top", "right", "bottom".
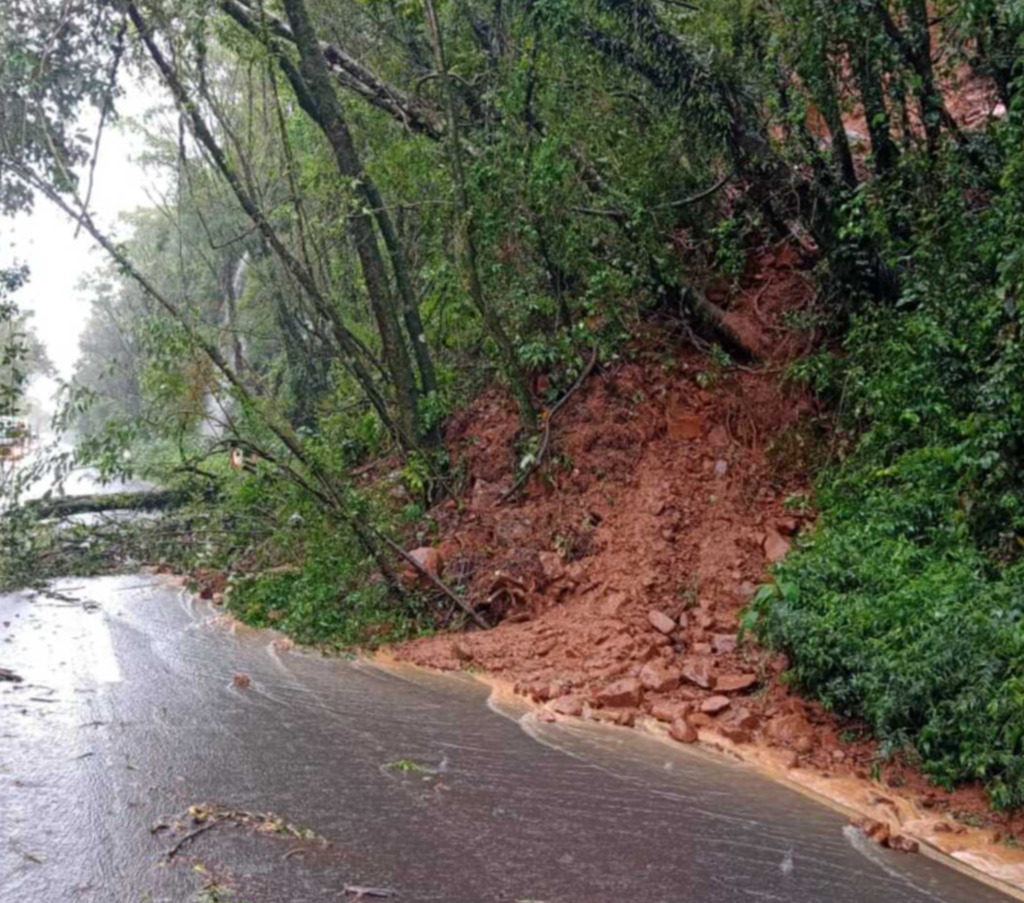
[{"left": 0, "top": 576, "right": 1016, "bottom": 903}]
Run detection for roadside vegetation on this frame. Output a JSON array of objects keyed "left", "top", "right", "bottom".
[{"left": 1, "top": 0, "right": 1023, "bottom": 806}]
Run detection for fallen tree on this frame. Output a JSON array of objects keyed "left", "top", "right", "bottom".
[{"left": 20, "top": 489, "right": 189, "bottom": 520}]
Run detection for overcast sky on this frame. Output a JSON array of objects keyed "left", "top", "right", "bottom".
[{"left": 5, "top": 84, "right": 160, "bottom": 410}]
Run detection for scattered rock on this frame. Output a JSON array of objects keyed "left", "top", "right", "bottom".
[
  {"left": 648, "top": 610, "right": 676, "bottom": 635},
  {"left": 650, "top": 700, "right": 691, "bottom": 723},
  {"left": 471, "top": 479, "right": 501, "bottom": 510},
  {"left": 725, "top": 707, "right": 760, "bottom": 731},
  {"left": 782, "top": 752, "right": 800, "bottom": 769},
  {"left": 670, "top": 718, "right": 699, "bottom": 744},
  {"left": 776, "top": 517, "right": 800, "bottom": 536},
  {"left": 594, "top": 677, "right": 643, "bottom": 708},
  {"left": 404, "top": 547, "right": 444, "bottom": 585},
  {"left": 889, "top": 834, "right": 920, "bottom": 854},
  {"left": 538, "top": 551, "right": 566, "bottom": 584},
  {"left": 681, "top": 659, "right": 714, "bottom": 689},
  {"left": 766, "top": 713, "right": 815, "bottom": 751},
  {"left": 707, "top": 425, "right": 730, "bottom": 448},
  {"left": 794, "top": 736, "right": 814, "bottom": 754},
  {"left": 719, "top": 725, "right": 752, "bottom": 744},
  {"left": 551, "top": 695, "right": 584, "bottom": 717},
  {"left": 452, "top": 641, "right": 474, "bottom": 663},
  {"left": 851, "top": 817, "right": 890, "bottom": 847},
  {"left": 639, "top": 661, "right": 682, "bottom": 693},
  {"left": 713, "top": 459, "right": 729, "bottom": 478},
  {"left": 710, "top": 633, "right": 738, "bottom": 654},
  {"left": 232, "top": 673, "right": 251, "bottom": 689},
  {"left": 715, "top": 673, "right": 757, "bottom": 693},
  {"left": 588, "top": 707, "right": 636, "bottom": 727},
  {"left": 667, "top": 404, "right": 702, "bottom": 441},
  {"left": 0, "top": 667, "right": 23, "bottom": 683},
  {"left": 763, "top": 529, "right": 791, "bottom": 563},
  {"left": 700, "top": 695, "right": 731, "bottom": 715}
]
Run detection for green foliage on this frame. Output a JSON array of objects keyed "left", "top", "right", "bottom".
[{"left": 750, "top": 107, "right": 1024, "bottom": 807}]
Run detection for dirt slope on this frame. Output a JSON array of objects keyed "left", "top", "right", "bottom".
[
  {"left": 398, "top": 247, "right": 836, "bottom": 753},
  {"left": 393, "top": 244, "right": 1024, "bottom": 872}
]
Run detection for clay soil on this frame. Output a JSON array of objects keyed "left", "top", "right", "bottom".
[{"left": 393, "top": 243, "right": 1024, "bottom": 856}]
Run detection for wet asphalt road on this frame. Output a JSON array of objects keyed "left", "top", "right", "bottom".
[{"left": 0, "top": 576, "right": 1016, "bottom": 903}]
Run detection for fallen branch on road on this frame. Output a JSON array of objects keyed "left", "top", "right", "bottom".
[{"left": 163, "top": 817, "right": 228, "bottom": 861}]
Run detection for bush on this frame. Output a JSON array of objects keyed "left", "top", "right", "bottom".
[{"left": 749, "top": 125, "right": 1024, "bottom": 807}]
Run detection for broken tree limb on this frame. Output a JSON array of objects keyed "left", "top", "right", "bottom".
[
  {"left": 376, "top": 532, "right": 491, "bottom": 630},
  {"left": 499, "top": 346, "right": 600, "bottom": 505},
  {"left": 163, "top": 817, "right": 228, "bottom": 861}
]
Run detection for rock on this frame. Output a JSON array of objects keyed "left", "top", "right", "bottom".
[
  {"left": 650, "top": 700, "right": 691, "bottom": 723},
  {"left": 232, "top": 672, "right": 251, "bottom": 689},
  {"left": 689, "top": 712, "right": 714, "bottom": 728},
  {"left": 471, "top": 479, "right": 501, "bottom": 510},
  {"left": 551, "top": 695, "right": 584, "bottom": 717},
  {"left": 708, "top": 425, "right": 730, "bottom": 448},
  {"left": 851, "top": 817, "right": 890, "bottom": 847},
  {"left": 783, "top": 752, "right": 800, "bottom": 769},
  {"left": 452, "top": 641, "right": 474, "bottom": 663},
  {"left": 667, "top": 404, "right": 702, "bottom": 441},
  {"left": 711, "top": 633, "right": 737, "bottom": 654},
  {"left": 594, "top": 677, "right": 643, "bottom": 708},
  {"left": 794, "top": 736, "right": 814, "bottom": 754},
  {"left": 737, "top": 582, "right": 758, "bottom": 599},
  {"left": 648, "top": 610, "right": 677, "bottom": 635},
  {"left": 725, "top": 706, "right": 760, "bottom": 731},
  {"left": 681, "top": 659, "right": 714, "bottom": 689},
  {"left": 715, "top": 673, "right": 758, "bottom": 693},
  {"left": 763, "top": 529, "right": 791, "bottom": 563},
  {"left": 719, "top": 725, "right": 752, "bottom": 744},
  {"left": 776, "top": 517, "right": 799, "bottom": 536},
  {"left": 700, "top": 695, "right": 731, "bottom": 715},
  {"left": 405, "top": 546, "right": 444, "bottom": 584},
  {"left": 640, "top": 661, "right": 682, "bottom": 693},
  {"left": 766, "top": 713, "right": 815, "bottom": 750},
  {"left": 713, "top": 459, "right": 729, "bottom": 478},
  {"left": 670, "top": 718, "right": 699, "bottom": 744},
  {"left": 588, "top": 707, "right": 636, "bottom": 727},
  {"left": 889, "top": 834, "right": 920, "bottom": 854},
  {"left": 601, "top": 590, "right": 630, "bottom": 618},
  {"left": 538, "top": 551, "right": 566, "bottom": 584}
]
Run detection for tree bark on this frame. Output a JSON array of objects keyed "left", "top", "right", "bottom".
[
  {"left": 279, "top": 0, "right": 422, "bottom": 449},
  {"left": 423, "top": 0, "right": 537, "bottom": 428}
]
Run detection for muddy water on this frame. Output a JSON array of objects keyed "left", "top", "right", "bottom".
[{"left": 0, "top": 577, "right": 1015, "bottom": 903}]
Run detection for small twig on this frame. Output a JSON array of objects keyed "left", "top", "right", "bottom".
[
  {"left": 164, "top": 817, "right": 226, "bottom": 861},
  {"left": 499, "top": 347, "right": 600, "bottom": 505}
]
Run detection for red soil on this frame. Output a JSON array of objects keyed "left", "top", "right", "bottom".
[{"left": 394, "top": 243, "right": 1024, "bottom": 848}]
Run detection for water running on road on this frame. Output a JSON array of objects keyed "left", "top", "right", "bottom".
[{"left": 0, "top": 576, "right": 1016, "bottom": 902}]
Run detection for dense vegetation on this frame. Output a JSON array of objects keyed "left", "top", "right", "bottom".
[{"left": 2, "top": 1, "right": 1024, "bottom": 805}]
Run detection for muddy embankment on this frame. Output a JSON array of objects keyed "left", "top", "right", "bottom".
[{"left": 387, "top": 244, "right": 1024, "bottom": 894}]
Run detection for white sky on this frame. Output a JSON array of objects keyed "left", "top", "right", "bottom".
[{"left": 4, "top": 83, "right": 160, "bottom": 399}]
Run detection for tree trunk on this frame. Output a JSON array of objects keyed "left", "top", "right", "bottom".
[
  {"left": 853, "top": 45, "right": 900, "bottom": 175},
  {"left": 280, "top": 0, "right": 422, "bottom": 450},
  {"left": 423, "top": 0, "right": 537, "bottom": 428}
]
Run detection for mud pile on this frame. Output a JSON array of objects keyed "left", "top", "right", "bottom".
[{"left": 395, "top": 247, "right": 855, "bottom": 766}]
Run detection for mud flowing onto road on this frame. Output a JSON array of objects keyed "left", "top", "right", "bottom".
[{"left": 0, "top": 576, "right": 1016, "bottom": 902}]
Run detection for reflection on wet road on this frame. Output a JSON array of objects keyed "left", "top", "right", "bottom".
[{"left": 0, "top": 577, "right": 1016, "bottom": 902}]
